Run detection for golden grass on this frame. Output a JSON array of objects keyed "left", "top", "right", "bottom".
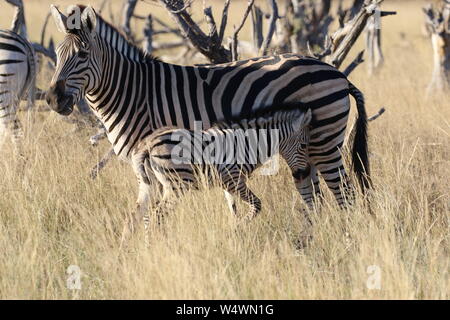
[{"left": 0, "top": 0, "right": 448, "bottom": 299}]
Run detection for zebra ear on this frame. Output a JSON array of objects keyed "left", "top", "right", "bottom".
[
  {"left": 292, "top": 109, "right": 312, "bottom": 132},
  {"left": 81, "top": 6, "right": 97, "bottom": 35},
  {"left": 304, "top": 109, "right": 312, "bottom": 126},
  {"left": 50, "top": 5, "right": 68, "bottom": 34}
]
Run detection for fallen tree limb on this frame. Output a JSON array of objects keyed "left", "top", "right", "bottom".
[{"left": 368, "top": 107, "right": 385, "bottom": 121}]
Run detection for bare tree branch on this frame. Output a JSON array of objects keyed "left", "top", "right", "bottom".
[
  {"left": 232, "top": 0, "right": 255, "bottom": 61},
  {"left": 122, "top": 0, "right": 138, "bottom": 41},
  {"left": 40, "top": 12, "right": 51, "bottom": 46},
  {"left": 158, "top": 0, "right": 231, "bottom": 63},
  {"left": 204, "top": 6, "right": 220, "bottom": 49},
  {"left": 251, "top": 5, "right": 264, "bottom": 51},
  {"left": 32, "top": 43, "right": 56, "bottom": 63},
  {"left": 218, "top": 0, "right": 231, "bottom": 44},
  {"left": 326, "top": 0, "right": 386, "bottom": 68},
  {"left": 259, "top": 0, "right": 279, "bottom": 56},
  {"left": 368, "top": 107, "right": 385, "bottom": 121},
  {"left": 143, "top": 15, "right": 153, "bottom": 54},
  {"left": 424, "top": 0, "right": 450, "bottom": 93},
  {"left": 343, "top": 50, "right": 365, "bottom": 76},
  {"left": 6, "top": 0, "right": 27, "bottom": 38}
]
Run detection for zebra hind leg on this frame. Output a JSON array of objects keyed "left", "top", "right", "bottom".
[
  {"left": 11, "top": 118, "right": 25, "bottom": 159},
  {"left": 310, "top": 150, "right": 354, "bottom": 208},
  {"left": 152, "top": 184, "right": 183, "bottom": 230},
  {"left": 120, "top": 180, "right": 152, "bottom": 249}
]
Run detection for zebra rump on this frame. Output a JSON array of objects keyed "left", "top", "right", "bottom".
[{"left": 0, "top": 29, "right": 36, "bottom": 151}]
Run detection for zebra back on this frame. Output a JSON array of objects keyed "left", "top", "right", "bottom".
[{"left": 213, "top": 105, "right": 312, "bottom": 134}]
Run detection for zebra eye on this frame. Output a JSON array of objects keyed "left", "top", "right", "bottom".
[{"left": 78, "top": 50, "right": 89, "bottom": 59}]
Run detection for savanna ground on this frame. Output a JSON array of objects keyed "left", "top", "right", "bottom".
[{"left": 0, "top": 0, "right": 448, "bottom": 299}]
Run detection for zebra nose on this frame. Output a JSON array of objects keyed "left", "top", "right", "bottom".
[{"left": 55, "top": 79, "right": 66, "bottom": 93}]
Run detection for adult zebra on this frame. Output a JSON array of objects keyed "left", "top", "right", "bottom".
[
  {"left": 46, "top": 6, "right": 370, "bottom": 233},
  {"left": 0, "top": 29, "right": 36, "bottom": 155}
]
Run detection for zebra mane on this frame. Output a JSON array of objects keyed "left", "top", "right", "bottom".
[
  {"left": 212, "top": 102, "right": 310, "bottom": 130},
  {"left": 70, "top": 5, "right": 157, "bottom": 62}
]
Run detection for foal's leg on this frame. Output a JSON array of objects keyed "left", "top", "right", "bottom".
[
  {"left": 10, "top": 117, "right": 24, "bottom": 159},
  {"left": 222, "top": 172, "right": 262, "bottom": 219},
  {"left": 223, "top": 190, "right": 237, "bottom": 216},
  {"left": 121, "top": 154, "right": 160, "bottom": 248},
  {"left": 120, "top": 179, "right": 152, "bottom": 248}
]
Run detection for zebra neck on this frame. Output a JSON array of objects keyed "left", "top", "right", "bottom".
[{"left": 85, "top": 46, "right": 155, "bottom": 159}]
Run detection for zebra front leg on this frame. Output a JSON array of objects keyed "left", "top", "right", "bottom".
[
  {"left": 10, "top": 118, "right": 24, "bottom": 159},
  {"left": 224, "top": 178, "right": 262, "bottom": 220},
  {"left": 0, "top": 116, "right": 9, "bottom": 150},
  {"left": 120, "top": 180, "right": 151, "bottom": 249},
  {"left": 223, "top": 190, "right": 237, "bottom": 216},
  {"left": 0, "top": 102, "right": 24, "bottom": 160}
]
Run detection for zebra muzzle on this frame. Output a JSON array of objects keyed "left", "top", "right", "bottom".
[{"left": 46, "top": 89, "right": 74, "bottom": 116}]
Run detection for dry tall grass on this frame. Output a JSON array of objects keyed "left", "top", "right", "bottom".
[{"left": 0, "top": 0, "right": 448, "bottom": 299}]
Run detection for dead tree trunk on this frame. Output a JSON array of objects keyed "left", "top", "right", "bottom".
[
  {"left": 7, "top": 0, "right": 28, "bottom": 38},
  {"left": 157, "top": 0, "right": 232, "bottom": 63},
  {"left": 251, "top": 6, "right": 265, "bottom": 51},
  {"left": 424, "top": 0, "right": 450, "bottom": 93},
  {"left": 121, "top": 0, "right": 138, "bottom": 42},
  {"left": 365, "top": 5, "right": 384, "bottom": 75},
  {"left": 143, "top": 15, "right": 153, "bottom": 55},
  {"left": 325, "top": 0, "right": 388, "bottom": 69}
]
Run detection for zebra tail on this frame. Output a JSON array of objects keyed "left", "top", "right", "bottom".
[{"left": 348, "top": 82, "right": 371, "bottom": 193}]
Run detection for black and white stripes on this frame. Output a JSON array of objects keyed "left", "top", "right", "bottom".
[
  {"left": 0, "top": 29, "right": 36, "bottom": 154},
  {"left": 46, "top": 6, "right": 370, "bottom": 237}
]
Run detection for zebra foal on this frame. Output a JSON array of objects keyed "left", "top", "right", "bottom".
[{"left": 131, "top": 107, "right": 312, "bottom": 235}]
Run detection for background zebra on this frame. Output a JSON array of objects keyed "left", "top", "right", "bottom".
[
  {"left": 132, "top": 107, "right": 311, "bottom": 234},
  {"left": 46, "top": 6, "right": 370, "bottom": 238},
  {"left": 0, "top": 29, "right": 36, "bottom": 156}
]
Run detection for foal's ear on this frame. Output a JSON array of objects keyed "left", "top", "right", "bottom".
[
  {"left": 292, "top": 109, "right": 313, "bottom": 132},
  {"left": 304, "top": 109, "right": 312, "bottom": 126},
  {"left": 81, "top": 6, "right": 97, "bottom": 35},
  {"left": 50, "top": 5, "right": 68, "bottom": 34}
]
